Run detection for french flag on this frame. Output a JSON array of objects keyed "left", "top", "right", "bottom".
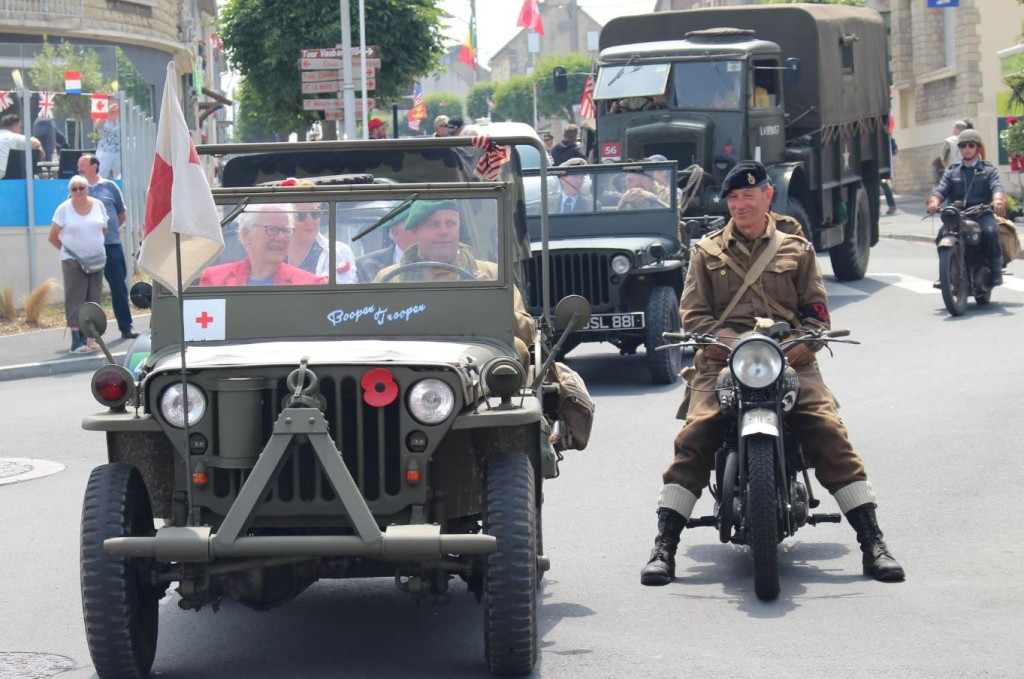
[{"left": 64, "top": 71, "right": 81, "bottom": 94}]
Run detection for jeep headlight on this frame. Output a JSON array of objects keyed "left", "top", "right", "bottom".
[
  {"left": 611, "top": 254, "right": 631, "bottom": 275},
  {"left": 730, "top": 338, "right": 784, "bottom": 389},
  {"left": 160, "top": 383, "right": 207, "bottom": 428},
  {"left": 408, "top": 379, "right": 455, "bottom": 425}
]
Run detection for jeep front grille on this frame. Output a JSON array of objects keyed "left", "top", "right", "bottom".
[{"left": 526, "top": 251, "right": 612, "bottom": 309}]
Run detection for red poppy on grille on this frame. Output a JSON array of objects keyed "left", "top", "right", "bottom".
[{"left": 362, "top": 367, "right": 398, "bottom": 407}]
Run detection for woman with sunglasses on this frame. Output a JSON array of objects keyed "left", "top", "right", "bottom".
[
  {"left": 287, "top": 202, "right": 358, "bottom": 284},
  {"left": 47, "top": 175, "right": 109, "bottom": 352},
  {"left": 925, "top": 128, "right": 1008, "bottom": 287}
]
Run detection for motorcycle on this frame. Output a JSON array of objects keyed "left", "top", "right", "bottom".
[
  {"left": 661, "top": 323, "right": 856, "bottom": 600},
  {"left": 936, "top": 202, "right": 995, "bottom": 316}
]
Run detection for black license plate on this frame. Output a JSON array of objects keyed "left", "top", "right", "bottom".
[{"left": 582, "top": 312, "right": 645, "bottom": 331}]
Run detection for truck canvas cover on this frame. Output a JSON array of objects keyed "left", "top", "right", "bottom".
[{"left": 599, "top": 4, "right": 889, "bottom": 138}]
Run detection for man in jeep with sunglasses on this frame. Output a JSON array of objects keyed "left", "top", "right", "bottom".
[{"left": 926, "top": 128, "right": 1008, "bottom": 287}]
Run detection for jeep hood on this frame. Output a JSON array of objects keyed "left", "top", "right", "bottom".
[{"left": 532, "top": 236, "right": 675, "bottom": 253}]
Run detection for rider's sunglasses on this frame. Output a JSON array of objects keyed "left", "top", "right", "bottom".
[
  {"left": 257, "top": 224, "right": 295, "bottom": 237},
  {"left": 958, "top": 141, "right": 978, "bottom": 149},
  {"left": 296, "top": 210, "right": 322, "bottom": 221}
]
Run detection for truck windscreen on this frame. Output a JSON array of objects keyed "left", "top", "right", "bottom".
[
  {"left": 595, "top": 62, "right": 670, "bottom": 100},
  {"left": 672, "top": 60, "right": 745, "bottom": 110}
]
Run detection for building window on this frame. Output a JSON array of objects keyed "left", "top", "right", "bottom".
[{"left": 943, "top": 8, "right": 956, "bottom": 69}]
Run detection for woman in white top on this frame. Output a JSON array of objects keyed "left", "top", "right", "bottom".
[
  {"left": 279, "top": 179, "right": 357, "bottom": 283},
  {"left": 48, "top": 174, "right": 109, "bottom": 353}
]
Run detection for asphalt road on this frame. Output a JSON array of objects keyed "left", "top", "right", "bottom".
[{"left": 2, "top": 238, "right": 1023, "bottom": 679}]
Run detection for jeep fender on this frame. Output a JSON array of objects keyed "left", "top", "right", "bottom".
[
  {"left": 766, "top": 163, "right": 809, "bottom": 214},
  {"left": 937, "top": 236, "right": 958, "bottom": 249}
]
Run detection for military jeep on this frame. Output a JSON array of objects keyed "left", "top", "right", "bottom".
[
  {"left": 77, "top": 137, "right": 588, "bottom": 677},
  {"left": 523, "top": 160, "right": 686, "bottom": 384}
]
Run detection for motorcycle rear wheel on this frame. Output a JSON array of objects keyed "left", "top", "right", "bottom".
[
  {"left": 938, "top": 244, "right": 967, "bottom": 316},
  {"left": 746, "top": 435, "right": 781, "bottom": 601}
]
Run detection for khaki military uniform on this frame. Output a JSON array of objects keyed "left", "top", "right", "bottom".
[
  {"left": 376, "top": 244, "right": 536, "bottom": 365},
  {"left": 770, "top": 211, "right": 806, "bottom": 238},
  {"left": 664, "top": 215, "right": 869, "bottom": 502}
]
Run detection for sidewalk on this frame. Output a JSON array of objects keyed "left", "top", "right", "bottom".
[
  {"left": 879, "top": 191, "right": 1024, "bottom": 250},
  {"left": 0, "top": 313, "right": 149, "bottom": 382}
]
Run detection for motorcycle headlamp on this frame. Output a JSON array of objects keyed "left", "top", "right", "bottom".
[
  {"left": 940, "top": 206, "right": 960, "bottom": 227},
  {"left": 730, "top": 338, "right": 784, "bottom": 389}
]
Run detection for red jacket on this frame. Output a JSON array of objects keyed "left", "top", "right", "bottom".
[{"left": 199, "top": 259, "right": 325, "bottom": 287}]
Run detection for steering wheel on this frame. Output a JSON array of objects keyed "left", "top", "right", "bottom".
[{"left": 379, "top": 261, "right": 478, "bottom": 282}]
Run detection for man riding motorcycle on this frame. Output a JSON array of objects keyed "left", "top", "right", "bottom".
[
  {"left": 926, "top": 128, "right": 1007, "bottom": 287},
  {"left": 640, "top": 161, "right": 905, "bottom": 587}
]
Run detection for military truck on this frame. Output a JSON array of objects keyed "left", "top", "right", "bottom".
[
  {"left": 522, "top": 160, "right": 687, "bottom": 384},
  {"left": 76, "top": 137, "right": 592, "bottom": 678},
  {"left": 591, "top": 4, "right": 892, "bottom": 280}
]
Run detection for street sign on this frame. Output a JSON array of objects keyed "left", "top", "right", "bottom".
[
  {"left": 301, "top": 70, "right": 341, "bottom": 83},
  {"left": 926, "top": 0, "right": 958, "bottom": 5},
  {"left": 302, "top": 46, "right": 379, "bottom": 60},
  {"left": 300, "top": 58, "right": 342, "bottom": 70},
  {"left": 351, "top": 58, "right": 382, "bottom": 69},
  {"left": 302, "top": 81, "right": 342, "bottom": 94},
  {"left": 303, "top": 97, "right": 375, "bottom": 111},
  {"left": 325, "top": 109, "right": 366, "bottom": 120}
]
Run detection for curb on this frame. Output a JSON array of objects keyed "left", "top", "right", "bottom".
[
  {"left": 880, "top": 232, "right": 1024, "bottom": 260},
  {"left": 0, "top": 351, "right": 126, "bottom": 382}
]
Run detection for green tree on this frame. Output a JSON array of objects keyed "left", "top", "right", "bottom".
[
  {"left": 234, "top": 79, "right": 282, "bottom": 142},
  {"left": 466, "top": 81, "right": 498, "bottom": 120},
  {"left": 424, "top": 91, "right": 463, "bottom": 127},
  {"left": 219, "top": 0, "right": 448, "bottom": 136},
  {"left": 534, "top": 53, "right": 592, "bottom": 122},
  {"left": 117, "top": 50, "right": 151, "bottom": 116},
  {"left": 28, "top": 40, "right": 108, "bottom": 123},
  {"left": 493, "top": 75, "right": 535, "bottom": 125}
]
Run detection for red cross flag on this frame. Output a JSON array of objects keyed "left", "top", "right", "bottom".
[
  {"left": 138, "top": 62, "right": 224, "bottom": 294},
  {"left": 90, "top": 93, "right": 108, "bottom": 119},
  {"left": 183, "top": 298, "right": 226, "bottom": 341}
]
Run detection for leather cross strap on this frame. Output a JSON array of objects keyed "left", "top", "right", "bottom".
[{"left": 696, "top": 228, "right": 795, "bottom": 329}]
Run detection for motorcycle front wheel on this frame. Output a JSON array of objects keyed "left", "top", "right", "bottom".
[
  {"left": 938, "top": 243, "right": 968, "bottom": 316},
  {"left": 746, "top": 435, "right": 781, "bottom": 601}
]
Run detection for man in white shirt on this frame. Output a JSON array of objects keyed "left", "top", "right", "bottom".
[{"left": 0, "top": 112, "right": 43, "bottom": 179}]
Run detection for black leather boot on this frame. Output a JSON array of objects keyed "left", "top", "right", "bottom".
[
  {"left": 846, "top": 504, "right": 905, "bottom": 582},
  {"left": 640, "top": 508, "right": 686, "bottom": 586},
  {"left": 989, "top": 258, "right": 1004, "bottom": 287}
]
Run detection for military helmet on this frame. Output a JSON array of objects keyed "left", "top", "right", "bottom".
[{"left": 956, "top": 129, "right": 983, "bottom": 147}]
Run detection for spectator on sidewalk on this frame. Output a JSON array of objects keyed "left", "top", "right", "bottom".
[
  {"left": 433, "top": 115, "right": 449, "bottom": 137},
  {"left": 935, "top": 119, "right": 970, "bottom": 181},
  {"left": 77, "top": 153, "right": 137, "bottom": 339},
  {"left": 48, "top": 175, "right": 108, "bottom": 353},
  {"left": 0, "top": 112, "right": 43, "bottom": 179},
  {"left": 94, "top": 105, "right": 121, "bottom": 179},
  {"left": 32, "top": 116, "right": 67, "bottom": 162},
  {"left": 883, "top": 137, "right": 898, "bottom": 216},
  {"left": 552, "top": 124, "right": 586, "bottom": 166}
]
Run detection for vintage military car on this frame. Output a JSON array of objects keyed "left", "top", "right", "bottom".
[
  {"left": 522, "top": 160, "right": 686, "bottom": 384},
  {"left": 77, "top": 137, "right": 591, "bottom": 678}
]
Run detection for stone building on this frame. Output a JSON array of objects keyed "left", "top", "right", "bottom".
[
  {"left": 891, "top": 0, "right": 1024, "bottom": 194},
  {"left": 488, "top": 0, "right": 602, "bottom": 82}
]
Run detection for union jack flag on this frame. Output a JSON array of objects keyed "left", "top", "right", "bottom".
[
  {"left": 38, "top": 91, "right": 56, "bottom": 119},
  {"left": 579, "top": 74, "right": 595, "bottom": 120},
  {"left": 408, "top": 82, "right": 426, "bottom": 132},
  {"left": 0, "top": 90, "right": 11, "bottom": 110}
]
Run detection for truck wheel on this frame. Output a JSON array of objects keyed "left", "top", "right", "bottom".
[
  {"left": 784, "top": 198, "right": 812, "bottom": 241},
  {"left": 830, "top": 187, "right": 871, "bottom": 281},
  {"left": 746, "top": 436, "right": 781, "bottom": 601},
  {"left": 645, "top": 285, "right": 683, "bottom": 385},
  {"left": 81, "top": 463, "right": 164, "bottom": 679},
  {"left": 483, "top": 452, "right": 538, "bottom": 676}
]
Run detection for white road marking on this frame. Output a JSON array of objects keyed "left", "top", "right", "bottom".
[
  {"left": 824, "top": 281, "right": 869, "bottom": 297},
  {"left": 869, "top": 273, "right": 938, "bottom": 295}
]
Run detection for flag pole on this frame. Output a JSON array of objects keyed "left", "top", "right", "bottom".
[{"left": 174, "top": 233, "right": 197, "bottom": 526}]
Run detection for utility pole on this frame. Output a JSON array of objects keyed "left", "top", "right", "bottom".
[
  {"left": 339, "top": 0, "right": 356, "bottom": 140},
  {"left": 470, "top": 0, "right": 477, "bottom": 84},
  {"left": 569, "top": 0, "right": 578, "bottom": 54}
]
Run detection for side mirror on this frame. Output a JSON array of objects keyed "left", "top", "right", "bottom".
[
  {"left": 130, "top": 281, "right": 153, "bottom": 309},
  {"left": 785, "top": 58, "right": 801, "bottom": 87},
  {"left": 552, "top": 66, "right": 567, "bottom": 94},
  {"left": 78, "top": 301, "right": 108, "bottom": 339},
  {"left": 554, "top": 294, "right": 592, "bottom": 333}
]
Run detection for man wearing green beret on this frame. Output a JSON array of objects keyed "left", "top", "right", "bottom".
[{"left": 375, "top": 199, "right": 536, "bottom": 364}]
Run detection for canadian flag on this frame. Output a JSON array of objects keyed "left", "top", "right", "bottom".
[
  {"left": 138, "top": 62, "right": 224, "bottom": 293},
  {"left": 90, "top": 93, "right": 108, "bottom": 119}
]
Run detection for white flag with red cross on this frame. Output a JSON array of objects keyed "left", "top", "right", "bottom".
[
  {"left": 138, "top": 62, "right": 224, "bottom": 294},
  {"left": 90, "top": 93, "right": 108, "bottom": 119}
]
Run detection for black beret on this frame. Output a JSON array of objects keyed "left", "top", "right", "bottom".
[{"left": 720, "top": 160, "right": 770, "bottom": 198}]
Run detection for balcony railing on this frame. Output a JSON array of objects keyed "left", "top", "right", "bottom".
[{"left": 0, "top": 0, "right": 84, "bottom": 20}]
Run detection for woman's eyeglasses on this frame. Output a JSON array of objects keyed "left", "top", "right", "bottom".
[
  {"left": 296, "top": 210, "right": 322, "bottom": 221},
  {"left": 70, "top": 186, "right": 88, "bottom": 192},
  {"left": 958, "top": 142, "right": 978, "bottom": 149},
  {"left": 258, "top": 225, "right": 295, "bottom": 237}
]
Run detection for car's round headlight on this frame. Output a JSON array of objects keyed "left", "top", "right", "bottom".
[
  {"left": 407, "top": 379, "right": 455, "bottom": 425},
  {"left": 611, "top": 254, "right": 631, "bottom": 275},
  {"left": 730, "top": 339, "right": 784, "bottom": 389},
  {"left": 160, "top": 383, "right": 207, "bottom": 428}
]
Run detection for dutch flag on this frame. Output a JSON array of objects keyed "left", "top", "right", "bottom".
[{"left": 65, "top": 71, "right": 82, "bottom": 95}]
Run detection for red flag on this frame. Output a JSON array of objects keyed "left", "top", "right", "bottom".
[
  {"left": 579, "top": 74, "right": 595, "bottom": 120},
  {"left": 90, "top": 93, "right": 109, "bottom": 120},
  {"left": 138, "top": 62, "right": 224, "bottom": 293},
  {"left": 516, "top": 0, "right": 544, "bottom": 36}
]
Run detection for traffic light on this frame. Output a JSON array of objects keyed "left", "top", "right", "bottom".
[{"left": 553, "top": 66, "right": 567, "bottom": 93}]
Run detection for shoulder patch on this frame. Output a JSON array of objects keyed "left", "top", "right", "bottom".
[{"left": 804, "top": 240, "right": 813, "bottom": 252}]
